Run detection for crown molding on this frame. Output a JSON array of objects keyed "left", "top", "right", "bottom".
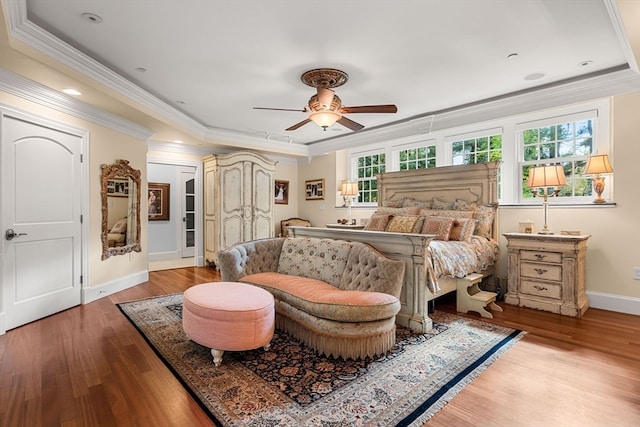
[
  {"left": 604, "top": 0, "right": 639, "bottom": 73},
  {"left": 0, "top": 68, "right": 154, "bottom": 140}
]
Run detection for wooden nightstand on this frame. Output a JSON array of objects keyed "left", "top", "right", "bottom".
[{"left": 503, "top": 232, "right": 590, "bottom": 317}]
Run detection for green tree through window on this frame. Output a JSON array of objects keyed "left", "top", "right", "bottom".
[
  {"left": 356, "top": 153, "right": 386, "bottom": 203},
  {"left": 521, "top": 119, "right": 593, "bottom": 199}
]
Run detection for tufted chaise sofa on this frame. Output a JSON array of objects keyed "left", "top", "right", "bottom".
[{"left": 217, "top": 237, "right": 406, "bottom": 359}]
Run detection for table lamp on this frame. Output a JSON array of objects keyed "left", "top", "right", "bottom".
[
  {"left": 585, "top": 154, "right": 613, "bottom": 204},
  {"left": 527, "top": 165, "right": 567, "bottom": 235},
  {"left": 340, "top": 180, "right": 359, "bottom": 224}
]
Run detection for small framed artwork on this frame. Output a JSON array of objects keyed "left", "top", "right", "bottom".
[
  {"left": 275, "top": 180, "right": 289, "bottom": 205},
  {"left": 305, "top": 178, "right": 325, "bottom": 200},
  {"left": 107, "top": 179, "right": 129, "bottom": 197},
  {"left": 148, "top": 182, "right": 170, "bottom": 221}
]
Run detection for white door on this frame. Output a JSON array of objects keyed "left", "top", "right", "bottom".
[
  {"left": 1, "top": 114, "right": 83, "bottom": 330},
  {"left": 180, "top": 170, "right": 195, "bottom": 258}
]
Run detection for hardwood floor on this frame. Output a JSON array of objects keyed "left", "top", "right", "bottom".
[{"left": 0, "top": 267, "right": 638, "bottom": 427}]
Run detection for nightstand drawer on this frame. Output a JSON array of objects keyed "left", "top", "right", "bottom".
[
  {"left": 521, "top": 250, "right": 562, "bottom": 264},
  {"left": 521, "top": 280, "right": 562, "bottom": 299},
  {"left": 521, "top": 262, "right": 562, "bottom": 281}
]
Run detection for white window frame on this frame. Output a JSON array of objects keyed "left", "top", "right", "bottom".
[
  {"left": 514, "top": 103, "right": 611, "bottom": 204},
  {"left": 347, "top": 99, "right": 611, "bottom": 206},
  {"left": 350, "top": 147, "right": 387, "bottom": 206}
]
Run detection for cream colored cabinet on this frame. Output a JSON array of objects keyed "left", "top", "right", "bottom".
[
  {"left": 503, "top": 233, "right": 590, "bottom": 317},
  {"left": 203, "top": 151, "right": 276, "bottom": 267}
]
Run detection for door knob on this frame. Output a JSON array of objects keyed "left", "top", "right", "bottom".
[{"left": 5, "top": 229, "right": 27, "bottom": 241}]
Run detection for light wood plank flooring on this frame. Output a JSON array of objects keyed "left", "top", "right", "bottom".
[{"left": 0, "top": 267, "right": 638, "bottom": 427}]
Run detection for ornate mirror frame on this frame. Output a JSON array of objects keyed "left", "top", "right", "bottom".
[{"left": 101, "top": 159, "right": 142, "bottom": 260}]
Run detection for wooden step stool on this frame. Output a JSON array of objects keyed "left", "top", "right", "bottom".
[{"left": 456, "top": 273, "right": 503, "bottom": 318}]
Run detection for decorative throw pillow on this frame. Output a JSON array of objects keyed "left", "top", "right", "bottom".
[
  {"left": 421, "top": 216, "right": 455, "bottom": 241},
  {"left": 375, "top": 206, "right": 421, "bottom": 215},
  {"left": 449, "top": 218, "right": 476, "bottom": 242},
  {"left": 473, "top": 205, "right": 496, "bottom": 238},
  {"left": 453, "top": 198, "right": 478, "bottom": 211},
  {"left": 385, "top": 215, "right": 420, "bottom": 233},
  {"left": 110, "top": 218, "right": 127, "bottom": 234},
  {"left": 419, "top": 208, "right": 474, "bottom": 219},
  {"left": 365, "top": 213, "right": 394, "bottom": 231},
  {"left": 431, "top": 197, "right": 454, "bottom": 210},
  {"left": 402, "top": 197, "right": 431, "bottom": 208},
  {"left": 382, "top": 199, "right": 403, "bottom": 208}
]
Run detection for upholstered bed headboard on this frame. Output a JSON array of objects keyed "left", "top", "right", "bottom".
[{"left": 377, "top": 161, "right": 501, "bottom": 239}]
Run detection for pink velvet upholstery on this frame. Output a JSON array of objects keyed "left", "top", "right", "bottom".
[{"left": 182, "top": 282, "right": 275, "bottom": 353}]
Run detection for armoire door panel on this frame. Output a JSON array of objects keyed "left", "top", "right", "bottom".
[{"left": 203, "top": 151, "right": 276, "bottom": 267}]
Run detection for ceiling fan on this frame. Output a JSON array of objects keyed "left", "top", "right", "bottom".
[{"left": 254, "top": 68, "right": 398, "bottom": 132}]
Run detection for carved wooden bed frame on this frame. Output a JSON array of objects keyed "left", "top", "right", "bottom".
[{"left": 290, "top": 161, "right": 501, "bottom": 332}]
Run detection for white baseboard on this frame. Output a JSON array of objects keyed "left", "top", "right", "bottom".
[
  {"left": 82, "top": 270, "right": 149, "bottom": 304},
  {"left": 586, "top": 291, "right": 640, "bottom": 316},
  {"left": 148, "top": 250, "right": 180, "bottom": 262},
  {"left": 0, "top": 312, "right": 5, "bottom": 335}
]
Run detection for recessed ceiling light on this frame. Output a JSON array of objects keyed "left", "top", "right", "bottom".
[
  {"left": 524, "top": 72, "right": 546, "bottom": 81},
  {"left": 62, "top": 88, "right": 82, "bottom": 96},
  {"left": 173, "top": 140, "right": 184, "bottom": 144},
  {"left": 81, "top": 13, "right": 103, "bottom": 24},
  {"left": 578, "top": 60, "right": 593, "bottom": 67},
  {"left": 135, "top": 67, "right": 147, "bottom": 72},
  {"left": 176, "top": 100, "right": 186, "bottom": 104},
  {"left": 507, "top": 53, "right": 519, "bottom": 59}
]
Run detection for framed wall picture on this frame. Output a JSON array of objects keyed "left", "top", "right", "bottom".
[
  {"left": 275, "top": 180, "right": 289, "bottom": 205},
  {"left": 305, "top": 178, "right": 325, "bottom": 200},
  {"left": 148, "top": 182, "right": 170, "bottom": 221},
  {"left": 107, "top": 178, "right": 129, "bottom": 197}
]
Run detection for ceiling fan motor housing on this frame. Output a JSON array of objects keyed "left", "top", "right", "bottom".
[{"left": 308, "top": 94, "right": 342, "bottom": 112}]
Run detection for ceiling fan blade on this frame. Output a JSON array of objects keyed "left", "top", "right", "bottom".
[
  {"left": 286, "top": 118, "right": 312, "bottom": 131},
  {"left": 316, "top": 87, "right": 335, "bottom": 109},
  {"left": 340, "top": 105, "right": 398, "bottom": 114},
  {"left": 337, "top": 116, "right": 365, "bottom": 131},
  {"left": 253, "top": 107, "right": 307, "bottom": 112}
]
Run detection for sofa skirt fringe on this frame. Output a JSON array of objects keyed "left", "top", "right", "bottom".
[{"left": 275, "top": 313, "right": 396, "bottom": 360}]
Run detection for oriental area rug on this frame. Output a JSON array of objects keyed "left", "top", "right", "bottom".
[{"left": 117, "top": 293, "right": 523, "bottom": 426}]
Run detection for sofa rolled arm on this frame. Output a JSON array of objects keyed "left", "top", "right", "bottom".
[{"left": 218, "top": 238, "right": 285, "bottom": 282}]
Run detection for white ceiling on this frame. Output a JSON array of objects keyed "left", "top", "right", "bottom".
[{"left": 7, "top": 1, "right": 640, "bottom": 156}]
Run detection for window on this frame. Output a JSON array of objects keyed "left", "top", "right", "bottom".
[
  {"left": 355, "top": 151, "right": 386, "bottom": 203},
  {"left": 346, "top": 100, "right": 609, "bottom": 206},
  {"left": 451, "top": 134, "right": 503, "bottom": 165},
  {"left": 398, "top": 145, "right": 436, "bottom": 170},
  {"left": 519, "top": 115, "right": 595, "bottom": 201}
]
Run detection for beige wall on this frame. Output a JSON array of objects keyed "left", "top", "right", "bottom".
[
  {"left": 298, "top": 92, "right": 640, "bottom": 312},
  {"left": 0, "top": 90, "right": 149, "bottom": 292}
]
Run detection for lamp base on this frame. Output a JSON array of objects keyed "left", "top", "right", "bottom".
[{"left": 538, "top": 227, "right": 554, "bottom": 235}]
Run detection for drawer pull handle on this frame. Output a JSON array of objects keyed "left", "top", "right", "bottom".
[
  {"left": 534, "top": 268, "right": 548, "bottom": 275},
  {"left": 533, "top": 285, "right": 548, "bottom": 291},
  {"left": 534, "top": 254, "right": 546, "bottom": 260}
]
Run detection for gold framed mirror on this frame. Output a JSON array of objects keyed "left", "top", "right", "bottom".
[{"left": 101, "top": 159, "right": 142, "bottom": 260}]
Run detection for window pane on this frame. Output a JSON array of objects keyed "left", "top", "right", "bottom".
[{"left": 519, "top": 116, "right": 597, "bottom": 199}]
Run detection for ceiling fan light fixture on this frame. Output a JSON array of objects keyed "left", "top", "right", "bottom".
[{"left": 309, "top": 110, "right": 341, "bottom": 130}]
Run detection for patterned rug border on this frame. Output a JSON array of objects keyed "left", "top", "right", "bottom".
[{"left": 117, "top": 293, "right": 524, "bottom": 426}]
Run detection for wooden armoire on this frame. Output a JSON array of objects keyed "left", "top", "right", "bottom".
[{"left": 203, "top": 151, "right": 277, "bottom": 267}]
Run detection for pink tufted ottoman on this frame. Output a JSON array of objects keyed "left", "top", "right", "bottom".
[{"left": 182, "top": 281, "right": 275, "bottom": 366}]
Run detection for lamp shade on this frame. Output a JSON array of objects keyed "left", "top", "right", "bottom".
[
  {"left": 309, "top": 111, "right": 341, "bottom": 129},
  {"left": 340, "top": 181, "right": 359, "bottom": 196},
  {"left": 527, "top": 165, "right": 567, "bottom": 188},
  {"left": 585, "top": 154, "right": 613, "bottom": 175}
]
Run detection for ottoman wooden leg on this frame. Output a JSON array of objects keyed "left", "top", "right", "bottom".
[
  {"left": 263, "top": 343, "right": 271, "bottom": 351},
  {"left": 211, "top": 349, "right": 224, "bottom": 367}
]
